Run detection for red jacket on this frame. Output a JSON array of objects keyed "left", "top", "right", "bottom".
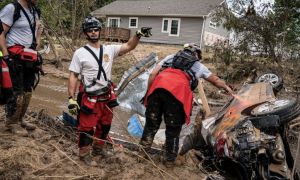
[
  {"left": 144, "top": 68, "right": 193, "bottom": 124},
  {"left": 1, "top": 60, "right": 12, "bottom": 89}
]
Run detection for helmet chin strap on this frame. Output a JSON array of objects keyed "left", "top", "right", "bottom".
[{"left": 85, "top": 33, "right": 100, "bottom": 43}]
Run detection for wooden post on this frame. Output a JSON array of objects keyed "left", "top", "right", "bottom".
[{"left": 197, "top": 79, "right": 211, "bottom": 117}]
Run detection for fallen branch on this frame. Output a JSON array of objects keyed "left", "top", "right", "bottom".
[
  {"left": 51, "top": 144, "right": 87, "bottom": 173},
  {"left": 105, "top": 105, "right": 171, "bottom": 180},
  {"left": 31, "top": 157, "right": 67, "bottom": 175},
  {"left": 123, "top": 149, "right": 175, "bottom": 180}
]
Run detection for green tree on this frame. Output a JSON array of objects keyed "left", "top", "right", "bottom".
[
  {"left": 273, "top": 0, "right": 300, "bottom": 48},
  {"left": 213, "top": 0, "right": 300, "bottom": 62}
]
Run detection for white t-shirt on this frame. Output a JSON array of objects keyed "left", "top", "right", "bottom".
[
  {"left": 158, "top": 54, "right": 212, "bottom": 79},
  {"left": 0, "top": 3, "right": 39, "bottom": 48},
  {"left": 69, "top": 44, "right": 122, "bottom": 86}
]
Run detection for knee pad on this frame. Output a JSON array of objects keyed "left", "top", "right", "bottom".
[
  {"left": 100, "top": 124, "right": 111, "bottom": 139},
  {"left": 78, "top": 130, "right": 94, "bottom": 148}
]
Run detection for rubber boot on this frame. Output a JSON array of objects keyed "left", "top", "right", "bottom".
[
  {"left": 79, "top": 146, "right": 97, "bottom": 166},
  {"left": 21, "top": 120, "right": 36, "bottom": 130},
  {"left": 139, "top": 137, "right": 154, "bottom": 160},
  {"left": 5, "top": 95, "right": 28, "bottom": 136},
  {"left": 5, "top": 123, "right": 28, "bottom": 137},
  {"left": 6, "top": 95, "right": 23, "bottom": 125},
  {"left": 163, "top": 159, "right": 176, "bottom": 168},
  {"left": 20, "top": 92, "right": 36, "bottom": 130},
  {"left": 92, "top": 143, "right": 114, "bottom": 157}
]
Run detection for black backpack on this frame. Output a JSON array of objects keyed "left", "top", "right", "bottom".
[
  {"left": 11, "top": 1, "right": 41, "bottom": 23},
  {"left": 162, "top": 50, "right": 199, "bottom": 90}
]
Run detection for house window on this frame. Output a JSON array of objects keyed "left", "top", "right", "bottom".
[
  {"left": 209, "top": 21, "right": 217, "bottom": 29},
  {"left": 129, "top": 17, "right": 138, "bottom": 28},
  {"left": 170, "top": 20, "right": 179, "bottom": 35},
  {"left": 162, "top": 19, "right": 169, "bottom": 32},
  {"left": 161, "top": 18, "right": 181, "bottom": 36},
  {"left": 108, "top": 17, "right": 120, "bottom": 27}
]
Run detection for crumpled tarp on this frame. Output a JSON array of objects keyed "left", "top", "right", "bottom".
[{"left": 116, "top": 52, "right": 158, "bottom": 116}]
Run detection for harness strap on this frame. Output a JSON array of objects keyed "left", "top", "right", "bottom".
[
  {"left": 18, "top": 4, "right": 37, "bottom": 49},
  {"left": 83, "top": 45, "right": 107, "bottom": 82}
]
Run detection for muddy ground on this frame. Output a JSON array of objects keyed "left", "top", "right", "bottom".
[{"left": 0, "top": 43, "right": 299, "bottom": 179}]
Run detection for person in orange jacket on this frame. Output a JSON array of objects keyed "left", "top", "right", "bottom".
[{"left": 140, "top": 44, "right": 233, "bottom": 167}]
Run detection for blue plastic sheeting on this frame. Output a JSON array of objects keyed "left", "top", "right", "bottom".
[{"left": 127, "top": 114, "right": 144, "bottom": 138}]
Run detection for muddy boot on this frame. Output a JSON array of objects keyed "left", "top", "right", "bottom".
[
  {"left": 79, "top": 146, "right": 97, "bottom": 166},
  {"left": 5, "top": 123, "right": 28, "bottom": 137},
  {"left": 163, "top": 160, "right": 176, "bottom": 168},
  {"left": 92, "top": 143, "right": 114, "bottom": 157},
  {"left": 21, "top": 120, "right": 36, "bottom": 130},
  {"left": 19, "top": 92, "right": 34, "bottom": 125}
]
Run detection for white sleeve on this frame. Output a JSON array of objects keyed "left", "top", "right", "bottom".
[
  {"left": 0, "top": 4, "right": 15, "bottom": 27},
  {"left": 158, "top": 54, "right": 175, "bottom": 66},
  {"left": 69, "top": 51, "right": 81, "bottom": 74},
  {"left": 192, "top": 62, "right": 212, "bottom": 79},
  {"left": 109, "top": 45, "right": 122, "bottom": 58}
]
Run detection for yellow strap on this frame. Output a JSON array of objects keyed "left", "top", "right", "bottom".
[{"left": 0, "top": 51, "right": 3, "bottom": 57}]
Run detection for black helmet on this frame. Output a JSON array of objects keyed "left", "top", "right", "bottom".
[
  {"left": 183, "top": 43, "right": 202, "bottom": 60},
  {"left": 82, "top": 16, "right": 102, "bottom": 32}
]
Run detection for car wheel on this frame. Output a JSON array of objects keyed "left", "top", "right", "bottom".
[
  {"left": 251, "top": 98, "right": 300, "bottom": 124},
  {"left": 255, "top": 72, "right": 283, "bottom": 93}
]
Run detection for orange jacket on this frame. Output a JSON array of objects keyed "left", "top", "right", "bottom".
[{"left": 144, "top": 68, "right": 193, "bottom": 124}]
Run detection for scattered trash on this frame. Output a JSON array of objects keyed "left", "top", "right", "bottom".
[{"left": 57, "top": 111, "right": 78, "bottom": 127}]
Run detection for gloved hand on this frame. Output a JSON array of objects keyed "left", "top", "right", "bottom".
[
  {"left": 68, "top": 98, "right": 80, "bottom": 115},
  {"left": 136, "top": 27, "right": 152, "bottom": 38}
]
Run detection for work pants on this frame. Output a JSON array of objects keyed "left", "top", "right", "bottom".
[
  {"left": 140, "top": 89, "right": 185, "bottom": 162},
  {"left": 78, "top": 93, "right": 113, "bottom": 150},
  {"left": 5, "top": 60, "right": 35, "bottom": 124}
]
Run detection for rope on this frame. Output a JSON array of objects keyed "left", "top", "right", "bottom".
[{"left": 104, "top": 105, "right": 173, "bottom": 180}]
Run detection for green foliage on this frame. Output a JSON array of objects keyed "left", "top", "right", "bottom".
[
  {"left": 274, "top": 0, "right": 300, "bottom": 48},
  {"left": 213, "top": 0, "right": 300, "bottom": 62},
  {"left": 0, "top": 0, "right": 12, "bottom": 9}
]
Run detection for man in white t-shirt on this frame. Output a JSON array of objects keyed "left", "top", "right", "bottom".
[
  {"left": 68, "top": 16, "right": 151, "bottom": 166},
  {"left": 140, "top": 44, "right": 233, "bottom": 167}
]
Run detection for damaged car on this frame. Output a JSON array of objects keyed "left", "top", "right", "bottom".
[{"left": 180, "top": 73, "right": 300, "bottom": 180}]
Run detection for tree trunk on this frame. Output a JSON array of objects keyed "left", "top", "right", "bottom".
[{"left": 44, "top": 28, "right": 62, "bottom": 68}]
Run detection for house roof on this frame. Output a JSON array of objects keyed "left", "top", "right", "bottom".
[{"left": 92, "top": 0, "right": 224, "bottom": 18}]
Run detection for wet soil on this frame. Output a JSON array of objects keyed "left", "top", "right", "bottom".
[{"left": 1, "top": 43, "right": 299, "bottom": 179}]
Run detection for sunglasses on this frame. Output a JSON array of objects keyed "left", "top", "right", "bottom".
[{"left": 86, "top": 28, "right": 100, "bottom": 33}]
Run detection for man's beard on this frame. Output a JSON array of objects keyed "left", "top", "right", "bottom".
[{"left": 87, "top": 34, "right": 100, "bottom": 43}]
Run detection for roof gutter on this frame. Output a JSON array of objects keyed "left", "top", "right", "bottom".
[{"left": 92, "top": 13, "right": 207, "bottom": 18}]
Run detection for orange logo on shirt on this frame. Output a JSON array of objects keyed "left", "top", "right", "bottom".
[{"left": 103, "top": 54, "right": 110, "bottom": 62}]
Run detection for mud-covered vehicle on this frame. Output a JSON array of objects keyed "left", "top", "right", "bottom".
[{"left": 180, "top": 73, "right": 300, "bottom": 180}]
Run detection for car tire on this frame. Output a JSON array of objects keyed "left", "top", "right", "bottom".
[
  {"left": 255, "top": 72, "right": 283, "bottom": 93},
  {"left": 251, "top": 98, "right": 300, "bottom": 124}
]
